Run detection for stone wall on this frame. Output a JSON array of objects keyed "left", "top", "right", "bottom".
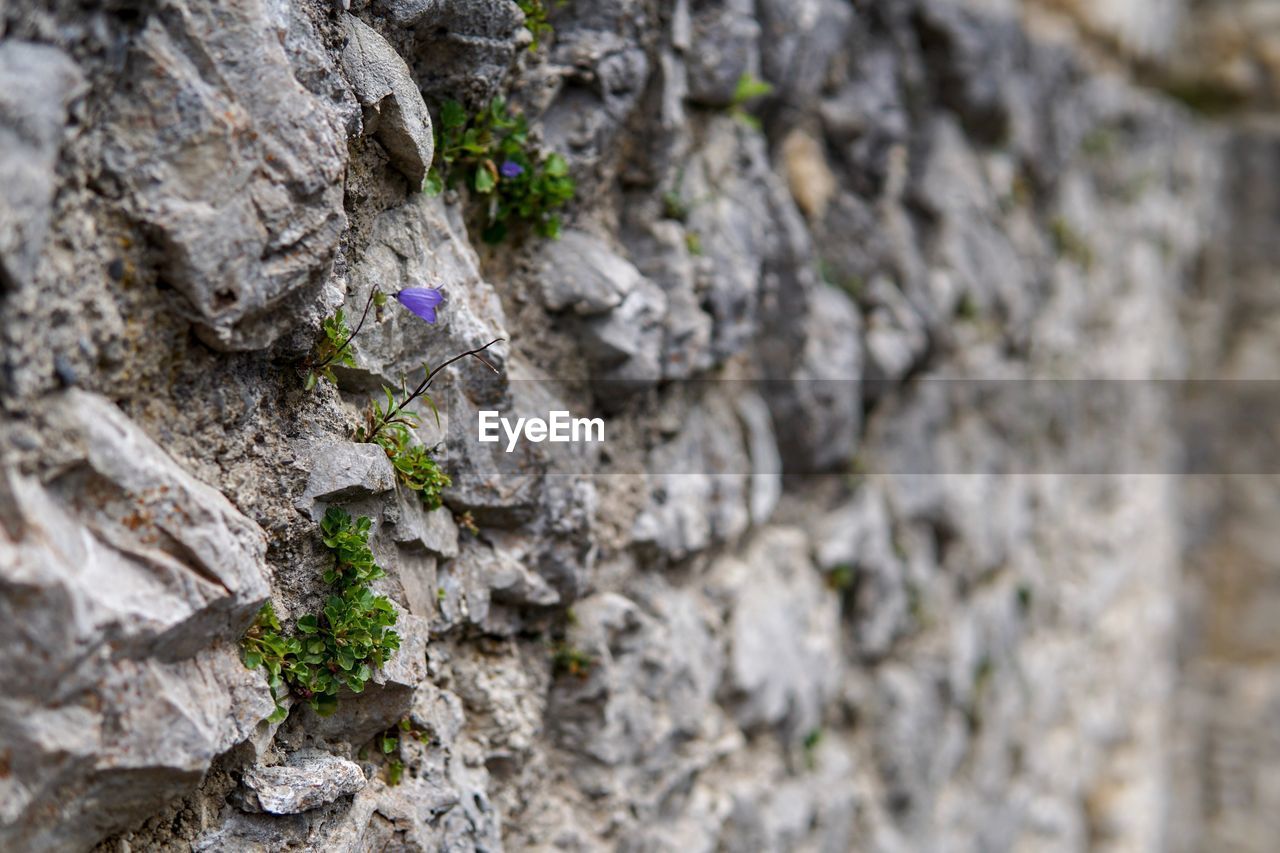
[{"left": 0, "top": 0, "right": 1268, "bottom": 850}]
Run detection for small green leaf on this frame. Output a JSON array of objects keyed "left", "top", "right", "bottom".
[
  {"left": 474, "top": 166, "right": 496, "bottom": 194},
  {"left": 423, "top": 169, "right": 444, "bottom": 196},
  {"left": 441, "top": 100, "right": 466, "bottom": 129},
  {"left": 732, "top": 73, "right": 774, "bottom": 105},
  {"left": 544, "top": 153, "right": 568, "bottom": 177}
]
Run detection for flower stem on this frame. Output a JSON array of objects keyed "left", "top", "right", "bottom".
[
  {"left": 317, "top": 289, "right": 379, "bottom": 373},
  {"left": 366, "top": 338, "right": 503, "bottom": 444}
]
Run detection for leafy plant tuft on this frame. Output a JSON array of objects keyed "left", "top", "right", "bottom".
[
  {"left": 424, "top": 98, "right": 574, "bottom": 243},
  {"left": 516, "top": 0, "right": 555, "bottom": 50},
  {"left": 241, "top": 507, "right": 400, "bottom": 719}
]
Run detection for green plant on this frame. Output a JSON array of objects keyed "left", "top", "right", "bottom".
[
  {"left": 424, "top": 98, "right": 575, "bottom": 243},
  {"left": 551, "top": 642, "right": 595, "bottom": 678},
  {"left": 685, "top": 231, "right": 703, "bottom": 256},
  {"left": 240, "top": 507, "right": 401, "bottom": 719},
  {"left": 1158, "top": 76, "right": 1246, "bottom": 116},
  {"left": 516, "top": 0, "right": 555, "bottom": 50},
  {"left": 369, "top": 418, "right": 452, "bottom": 510},
  {"left": 456, "top": 510, "right": 479, "bottom": 536},
  {"left": 303, "top": 290, "right": 383, "bottom": 390},
  {"left": 802, "top": 727, "right": 823, "bottom": 770},
  {"left": 240, "top": 602, "right": 294, "bottom": 724},
  {"left": 352, "top": 341, "right": 500, "bottom": 508},
  {"left": 1049, "top": 217, "right": 1094, "bottom": 269},
  {"left": 729, "top": 72, "right": 773, "bottom": 129},
  {"left": 826, "top": 564, "right": 856, "bottom": 592},
  {"left": 376, "top": 717, "right": 430, "bottom": 786},
  {"left": 1079, "top": 128, "right": 1117, "bottom": 159}
]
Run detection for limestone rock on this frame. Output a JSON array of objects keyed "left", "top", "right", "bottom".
[
  {"left": 685, "top": 0, "right": 760, "bottom": 107},
  {"left": 296, "top": 441, "right": 397, "bottom": 516},
  {"left": 0, "top": 41, "right": 83, "bottom": 289},
  {"left": 632, "top": 394, "right": 752, "bottom": 561},
  {"left": 536, "top": 230, "right": 638, "bottom": 315},
  {"left": 386, "top": 493, "right": 460, "bottom": 559},
  {"left": 99, "top": 0, "right": 348, "bottom": 350},
  {"left": 342, "top": 193, "right": 509, "bottom": 390},
  {"left": 340, "top": 15, "right": 435, "bottom": 185},
  {"left": 765, "top": 285, "right": 863, "bottom": 474},
  {"left": 0, "top": 391, "right": 270, "bottom": 850},
  {"left": 579, "top": 276, "right": 667, "bottom": 405},
  {"left": 711, "top": 527, "right": 841, "bottom": 735},
  {"left": 385, "top": 0, "right": 524, "bottom": 104},
  {"left": 239, "top": 751, "right": 367, "bottom": 814}
]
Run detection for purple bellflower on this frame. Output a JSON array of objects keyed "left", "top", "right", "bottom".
[
  {"left": 396, "top": 287, "right": 444, "bottom": 324},
  {"left": 499, "top": 160, "right": 524, "bottom": 179}
]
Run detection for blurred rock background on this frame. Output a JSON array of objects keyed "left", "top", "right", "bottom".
[{"left": 0, "top": 0, "right": 1276, "bottom": 850}]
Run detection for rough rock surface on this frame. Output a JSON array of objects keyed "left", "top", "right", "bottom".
[
  {"left": 239, "top": 751, "right": 367, "bottom": 814},
  {"left": 0, "top": 0, "right": 1271, "bottom": 851}
]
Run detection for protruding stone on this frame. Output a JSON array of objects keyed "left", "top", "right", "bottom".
[
  {"left": 297, "top": 442, "right": 397, "bottom": 516},
  {"left": 0, "top": 41, "right": 83, "bottom": 289},
  {"left": 537, "top": 230, "right": 639, "bottom": 315},
  {"left": 239, "top": 751, "right": 366, "bottom": 814},
  {"left": 0, "top": 391, "right": 271, "bottom": 851},
  {"left": 99, "top": 0, "right": 348, "bottom": 350},
  {"left": 340, "top": 15, "right": 435, "bottom": 185}
]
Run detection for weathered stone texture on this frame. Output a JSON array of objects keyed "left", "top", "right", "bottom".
[{"left": 0, "top": 0, "right": 1267, "bottom": 851}]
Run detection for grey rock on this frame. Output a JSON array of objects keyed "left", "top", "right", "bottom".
[
  {"left": 543, "top": 21, "right": 651, "bottom": 172},
  {"left": 440, "top": 367, "right": 556, "bottom": 527},
  {"left": 579, "top": 276, "right": 667, "bottom": 406},
  {"left": 711, "top": 527, "right": 841, "bottom": 735},
  {"left": 394, "top": 548, "right": 439, "bottom": 619},
  {"left": 765, "top": 285, "right": 863, "bottom": 473},
  {"left": 99, "top": 0, "right": 348, "bottom": 350},
  {"left": 863, "top": 275, "right": 930, "bottom": 384},
  {"left": 340, "top": 15, "right": 435, "bottom": 185},
  {"left": 296, "top": 442, "right": 396, "bottom": 516},
  {"left": 812, "top": 486, "right": 909, "bottom": 660},
  {"left": 685, "top": 0, "right": 761, "bottom": 107},
  {"left": 387, "top": 493, "right": 460, "bottom": 558},
  {"left": 537, "top": 230, "right": 639, "bottom": 315},
  {"left": 44, "top": 390, "right": 271, "bottom": 633},
  {"left": 756, "top": 0, "right": 854, "bottom": 110},
  {"left": 912, "top": 116, "right": 1029, "bottom": 330},
  {"left": 622, "top": 217, "right": 714, "bottom": 379},
  {"left": 549, "top": 584, "right": 728, "bottom": 800},
  {"left": 0, "top": 41, "right": 83, "bottom": 290},
  {"left": 683, "top": 122, "right": 769, "bottom": 363},
  {"left": 819, "top": 49, "right": 910, "bottom": 194},
  {"left": 0, "top": 391, "right": 270, "bottom": 850},
  {"left": 239, "top": 751, "right": 366, "bottom": 814},
  {"left": 387, "top": 0, "right": 524, "bottom": 104},
  {"left": 913, "top": 0, "right": 1019, "bottom": 146},
  {"left": 632, "top": 394, "right": 752, "bottom": 561},
  {"left": 435, "top": 535, "right": 559, "bottom": 636},
  {"left": 266, "top": 0, "right": 362, "bottom": 137},
  {"left": 736, "top": 393, "right": 781, "bottom": 526}
]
